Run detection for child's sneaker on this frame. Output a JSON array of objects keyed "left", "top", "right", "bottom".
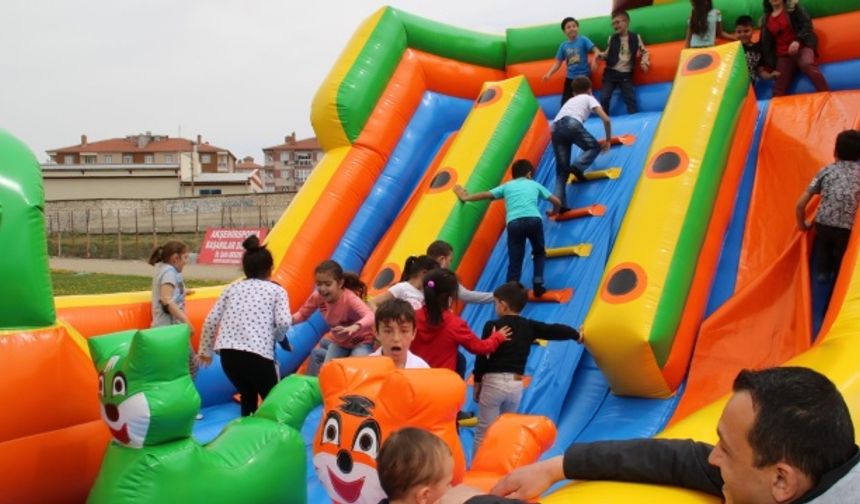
[{"left": 533, "top": 284, "right": 547, "bottom": 298}]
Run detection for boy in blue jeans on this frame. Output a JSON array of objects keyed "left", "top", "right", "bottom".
[
  {"left": 473, "top": 282, "right": 582, "bottom": 448},
  {"left": 550, "top": 76, "right": 612, "bottom": 211},
  {"left": 454, "top": 159, "right": 561, "bottom": 297},
  {"left": 543, "top": 16, "right": 600, "bottom": 107}
]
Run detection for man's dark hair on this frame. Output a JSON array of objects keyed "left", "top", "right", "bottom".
[
  {"left": 735, "top": 15, "right": 754, "bottom": 28},
  {"left": 511, "top": 159, "right": 534, "bottom": 179},
  {"left": 426, "top": 240, "right": 454, "bottom": 259},
  {"left": 612, "top": 10, "right": 630, "bottom": 22},
  {"left": 733, "top": 367, "right": 855, "bottom": 483},
  {"left": 572, "top": 76, "right": 592, "bottom": 95},
  {"left": 561, "top": 17, "right": 578, "bottom": 30},
  {"left": 493, "top": 281, "right": 528, "bottom": 313},
  {"left": 835, "top": 129, "right": 860, "bottom": 161},
  {"left": 374, "top": 298, "right": 416, "bottom": 331}
]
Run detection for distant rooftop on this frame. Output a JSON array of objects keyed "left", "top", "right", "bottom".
[{"left": 48, "top": 132, "right": 234, "bottom": 156}]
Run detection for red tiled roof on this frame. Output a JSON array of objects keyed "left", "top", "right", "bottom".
[
  {"left": 48, "top": 136, "right": 234, "bottom": 157},
  {"left": 263, "top": 137, "right": 321, "bottom": 151},
  {"left": 236, "top": 161, "right": 265, "bottom": 171}
]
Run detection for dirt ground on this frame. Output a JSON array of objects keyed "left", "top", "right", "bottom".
[{"left": 49, "top": 256, "right": 240, "bottom": 281}]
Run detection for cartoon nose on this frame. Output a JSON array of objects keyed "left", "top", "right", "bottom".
[
  {"left": 336, "top": 449, "right": 353, "bottom": 474},
  {"left": 105, "top": 403, "right": 119, "bottom": 422}
]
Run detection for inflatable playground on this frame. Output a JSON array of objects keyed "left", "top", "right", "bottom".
[{"left": 3, "top": 0, "right": 860, "bottom": 502}]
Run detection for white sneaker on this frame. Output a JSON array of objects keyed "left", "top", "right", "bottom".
[{"left": 196, "top": 413, "right": 204, "bottom": 420}]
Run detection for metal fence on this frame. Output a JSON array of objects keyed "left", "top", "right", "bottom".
[{"left": 45, "top": 193, "right": 292, "bottom": 259}]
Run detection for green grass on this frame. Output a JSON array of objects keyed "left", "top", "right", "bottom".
[
  {"left": 47, "top": 232, "right": 204, "bottom": 260},
  {"left": 51, "top": 270, "right": 223, "bottom": 296}
]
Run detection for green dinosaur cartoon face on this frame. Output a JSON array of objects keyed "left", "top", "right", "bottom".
[{"left": 88, "top": 325, "right": 201, "bottom": 448}]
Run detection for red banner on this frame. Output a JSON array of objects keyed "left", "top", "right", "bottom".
[{"left": 198, "top": 228, "right": 268, "bottom": 265}]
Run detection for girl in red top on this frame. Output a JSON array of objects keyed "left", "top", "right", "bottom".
[
  {"left": 411, "top": 268, "right": 511, "bottom": 372},
  {"left": 760, "top": 0, "right": 828, "bottom": 97}
]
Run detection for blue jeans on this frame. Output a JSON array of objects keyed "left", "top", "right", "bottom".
[
  {"left": 507, "top": 217, "right": 545, "bottom": 288},
  {"left": 600, "top": 70, "right": 637, "bottom": 114},
  {"left": 474, "top": 373, "right": 524, "bottom": 448},
  {"left": 551, "top": 116, "right": 601, "bottom": 208},
  {"left": 305, "top": 339, "right": 373, "bottom": 376}
]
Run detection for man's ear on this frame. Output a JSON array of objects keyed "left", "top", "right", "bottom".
[{"left": 772, "top": 462, "right": 813, "bottom": 503}]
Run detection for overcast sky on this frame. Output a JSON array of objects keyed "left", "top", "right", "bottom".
[{"left": 2, "top": 0, "right": 611, "bottom": 163}]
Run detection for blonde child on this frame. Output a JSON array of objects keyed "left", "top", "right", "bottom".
[
  {"left": 196, "top": 236, "right": 291, "bottom": 416},
  {"left": 371, "top": 299, "right": 429, "bottom": 369},
  {"left": 294, "top": 259, "right": 374, "bottom": 376},
  {"left": 371, "top": 255, "right": 439, "bottom": 310},
  {"left": 376, "top": 428, "right": 453, "bottom": 504}
]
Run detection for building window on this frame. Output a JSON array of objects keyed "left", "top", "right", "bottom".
[
  {"left": 297, "top": 168, "right": 312, "bottom": 184},
  {"left": 104, "top": 154, "right": 112, "bottom": 164},
  {"left": 199, "top": 188, "right": 222, "bottom": 195},
  {"left": 217, "top": 155, "right": 228, "bottom": 172},
  {"left": 123, "top": 155, "right": 133, "bottom": 164},
  {"left": 64, "top": 155, "right": 74, "bottom": 164},
  {"left": 265, "top": 153, "right": 273, "bottom": 164},
  {"left": 296, "top": 152, "right": 313, "bottom": 166},
  {"left": 201, "top": 154, "right": 212, "bottom": 163},
  {"left": 164, "top": 154, "right": 174, "bottom": 163},
  {"left": 280, "top": 152, "right": 289, "bottom": 162},
  {"left": 144, "top": 154, "right": 154, "bottom": 164},
  {"left": 83, "top": 155, "right": 96, "bottom": 164}
]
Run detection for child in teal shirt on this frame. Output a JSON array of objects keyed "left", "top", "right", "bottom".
[{"left": 454, "top": 159, "right": 561, "bottom": 297}]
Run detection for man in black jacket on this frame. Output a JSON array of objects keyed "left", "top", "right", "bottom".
[{"left": 488, "top": 367, "right": 859, "bottom": 503}]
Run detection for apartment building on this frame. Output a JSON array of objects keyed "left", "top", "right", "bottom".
[
  {"left": 262, "top": 132, "right": 323, "bottom": 192},
  {"left": 41, "top": 133, "right": 260, "bottom": 200}
]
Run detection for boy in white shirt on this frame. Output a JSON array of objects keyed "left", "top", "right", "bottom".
[
  {"left": 371, "top": 299, "right": 429, "bottom": 369},
  {"left": 550, "top": 76, "right": 612, "bottom": 212}
]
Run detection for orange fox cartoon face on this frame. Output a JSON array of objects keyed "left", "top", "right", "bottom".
[{"left": 314, "top": 394, "right": 384, "bottom": 504}]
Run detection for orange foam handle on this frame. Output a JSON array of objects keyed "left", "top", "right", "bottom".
[
  {"left": 528, "top": 288, "right": 573, "bottom": 303},
  {"left": 601, "top": 134, "right": 636, "bottom": 146},
  {"left": 551, "top": 204, "right": 607, "bottom": 222}
]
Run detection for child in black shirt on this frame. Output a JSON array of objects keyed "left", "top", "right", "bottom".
[{"left": 473, "top": 282, "right": 582, "bottom": 448}]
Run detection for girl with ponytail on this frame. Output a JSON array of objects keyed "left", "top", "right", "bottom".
[
  {"left": 410, "top": 268, "right": 511, "bottom": 372},
  {"left": 370, "top": 255, "right": 439, "bottom": 310}
]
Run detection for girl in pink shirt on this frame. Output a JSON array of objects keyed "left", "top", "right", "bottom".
[{"left": 293, "top": 260, "right": 375, "bottom": 375}]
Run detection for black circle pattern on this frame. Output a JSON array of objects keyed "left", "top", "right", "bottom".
[
  {"left": 686, "top": 53, "right": 713, "bottom": 72},
  {"left": 652, "top": 152, "right": 682, "bottom": 174},
  {"left": 430, "top": 171, "right": 451, "bottom": 189},
  {"left": 477, "top": 88, "right": 497, "bottom": 104},
  {"left": 373, "top": 268, "right": 395, "bottom": 290},
  {"left": 607, "top": 268, "right": 638, "bottom": 296}
]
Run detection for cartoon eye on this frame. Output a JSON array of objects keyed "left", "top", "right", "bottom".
[
  {"left": 112, "top": 372, "right": 127, "bottom": 397},
  {"left": 322, "top": 415, "right": 340, "bottom": 446},
  {"left": 352, "top": 422, "right": 380, "bottom": 459},
  {"left": 98, "top": 374, "right": 105, "bottom": 397}
]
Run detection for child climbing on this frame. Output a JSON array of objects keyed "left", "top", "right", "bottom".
[
  {"left": 473, "top": 282, "right": 582, "bottom": 449},
  {"left": 796, "top": 129, "right": 860, "bottom": 283},
  {"left": 197, "top": 236, "right": 291, "bottom": 416},
  {"left": 293, "top": 259, "right": 374, "bottom": 376},
  {"left": 370, "top": 255, "right": 439, "bottom": 310},
  {"left": 549, "top": 76, "right": 612, "bottom": 210},
  {"left": 426, "top": 240, "right": 495, "bottom": 304},
  {"left": 410, "top": 268, "right": 511, "bottom": 372},
  {"left": 454, "top": 159, "right": 561, "bottom": 296}
]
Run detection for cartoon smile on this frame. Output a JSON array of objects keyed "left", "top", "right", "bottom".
[
  {"left": 108, "top": 423, "right": 130, "bottom": 443},
  {"left": 328, "top": 467, "right": 365, "bottom": 503}
]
